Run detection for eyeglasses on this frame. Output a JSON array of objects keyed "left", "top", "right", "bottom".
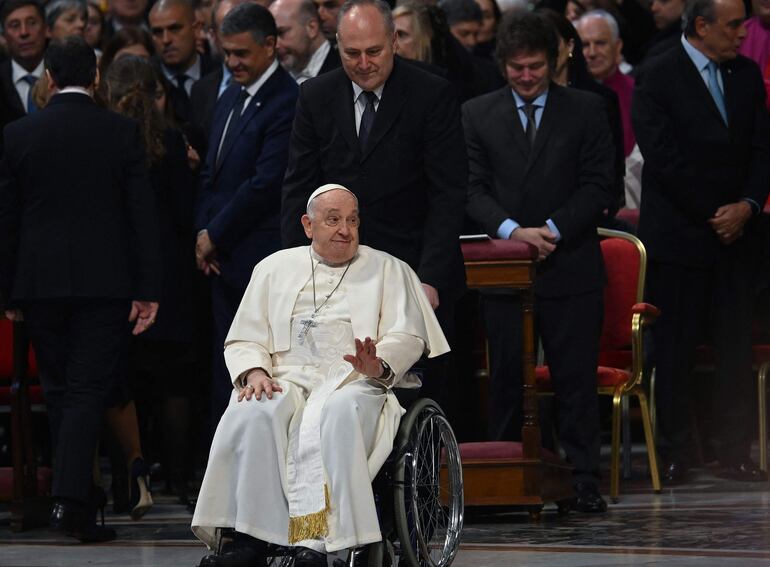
[{"left": 323, "top": 215, "right": 360, "bottom": 228}]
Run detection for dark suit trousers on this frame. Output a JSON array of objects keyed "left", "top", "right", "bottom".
[
  {"left": 23, "top": 299, "right": 130, "bottom": 504},
  {"left": 647, "top": 249, "right": 755, "bottom": 464},
  {"left": 482, "top": 290, "right": 603, "bottom": 484},
  {"left": 209, "top": 276, "right": 245, "bottom": 430}
]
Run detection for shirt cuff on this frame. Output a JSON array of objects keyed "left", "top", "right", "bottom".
[
  {"left": 545, "top": 218, "right": 562, "bottom": 242},
  {"left": 742, "top": 198, "right": 761, "bottom": 216},
  {"left": 497, "top": 218, "right": 520, "bottom": 240}
]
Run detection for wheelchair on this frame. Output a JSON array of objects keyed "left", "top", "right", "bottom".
[{"left": 216, "top": 393, "right": 464, "bottom": 567}]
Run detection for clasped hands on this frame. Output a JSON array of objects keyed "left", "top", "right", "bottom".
[
  {"left": 708, "top": 201, "right": 752, "bottom": 245},
  {"left": 511, "top": 225, "right": 557, "bottom": 261},
  {"left": 238, "top": 337, "right": 388, "bottom": 403},
  {"left": 196, "top": 229, "right": 221, "bottom": 276}
]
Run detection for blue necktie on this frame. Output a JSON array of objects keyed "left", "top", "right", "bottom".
[
  {"left": 22, "top": 75, "right": 38, "bottom": 113},
  {"left": 523, "top": 102, "right": 539, "bottom": 148},
  {"left": 707, "top": 61, "right": 728, "bottom": 125}
]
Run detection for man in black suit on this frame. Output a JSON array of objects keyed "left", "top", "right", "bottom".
[
  {"left": 633, "top": 0, "right": 770, "bottom": 482},
  {"left": 0, "top": 37, "right": 161, "bottom": 541},
  {"left": 463, "top": 11, "right": 614, "bottom": 512},
  {"left": 281, "top": 0, "right": 467, "bottom": 411},
  {"left": 150, "top": 0, "right": 217, "bottom": 125},
  {"left": 270, "top": 0, "right": 340, "bottom": 83},
  {"left": 195, "top": 2, "right": 298, "bottom": 422},
  {"left": 0, "top": 0, "right": 47, "bottom": 155}
]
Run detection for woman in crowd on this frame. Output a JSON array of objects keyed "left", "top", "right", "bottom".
[
  {"left": 99, "top": 27, "right": 155, "bottom": 76},
  {"left": 85, "top": 0, "right": 106, "bottom": 55},
  {"left": 472, "top": 0, "right": 500, "bottom": 59},
  {"left": 105, "top": 56, "right": 198, "bottom": 510},
  {"left": 45, "top": 0, "right": 87, "bottom": 40}
]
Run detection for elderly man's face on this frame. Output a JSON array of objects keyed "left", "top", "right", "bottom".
[
  {"left": 698, "top": 0, "right": 746, "bottom": 62},
  {"left": 271, "top": 0, "right": 319, "bottom": 73},
  {"left": 149, "top": 3, "right": 201, "bottom": 71},
  {"left": 302, "top": 190, "right": 360, "bottom": 264},
  {"left": 578, "top": 16, "right": 621, "bottom": 81},
  {"left": 338, "top": 4, "right": 395, "bottom": 92}
]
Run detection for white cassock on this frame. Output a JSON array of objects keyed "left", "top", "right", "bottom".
[{"left": 192, "top": 245, "right": 449, "bottom": 553}]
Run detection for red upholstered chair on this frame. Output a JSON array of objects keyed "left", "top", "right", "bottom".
[
  {"left": 0, "top": 317, "right": 50, "bottom": 531},
  {"left": 535, "top": 228, "right": 661, "bottom": 501}
]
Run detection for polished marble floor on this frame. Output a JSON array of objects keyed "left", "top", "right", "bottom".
[{"left": 3, "top": 458, "right": 770, "bottom": 567}]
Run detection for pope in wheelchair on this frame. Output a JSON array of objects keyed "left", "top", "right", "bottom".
[{"left": 192, "top": 185, "right": 449, "bottom": 567}]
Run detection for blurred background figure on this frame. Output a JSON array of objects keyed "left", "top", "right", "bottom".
[
  {"left": 472, "top": 0, "right": 500, "bottom": 58},
  {"left": 99, "top": 26, "right": 154, "bottom": 76},
  {"left": 105, "top": 55, "right": 198, "bottom": 510},
  {"left": 270, "top": 0, "right": 340, "bottom": 83},
  {"left": 738, "top": 0, "right": 770, "bottom": 110},
  {"left": 312, "top": 0, "right": 342, "bottom": 39},
  {"left": 439, "top": 0, "right": 482, "bottom": 51},
  {"left": 46, "top": 0, "right": 87, "bottom": 40},
  {"left": 643, "top": 0, "right": 684, "bottom": 62},
  {"left": 85, "top": 0, "right": 106, "bottom": 53},
  {"left": 104, "top": 0, "right": 150, "bottom": 41}
]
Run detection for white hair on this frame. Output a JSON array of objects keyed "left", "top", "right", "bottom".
[{"left": 577, "top": 9, "right": 620, "bottom": 42}]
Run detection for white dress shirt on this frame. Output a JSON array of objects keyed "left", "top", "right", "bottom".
[{"left": 11, "top": 59, "right": 44, "bottom": 113}]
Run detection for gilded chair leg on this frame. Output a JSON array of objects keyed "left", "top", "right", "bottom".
[
  {"left": 637, "top": 390, "right": 661, "bottom": 493},
  {"left": 649, "top": 367, "right": 657, "bottom": 442},
  {"left": 622, "top": 396, "right": 632, "bottom": 480},
  {"left": 610, "top": 389, "right": 623, "bottom": 502},
  {"left": 759, "top": 362, "right": 768, "bottom": 473}
]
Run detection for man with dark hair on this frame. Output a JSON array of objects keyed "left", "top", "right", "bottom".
[
  {"left": 633, "top": 0, "right": 770, "bottom": 483},
  {"left": 195, "top": 2, "right": 298, "bottom": 426},
  {"left": 463, "top": 11, "right": 614, "bottom": 513},
  {"left": 149, "top": 0, "right": 216, "bottom": 124},
  {"left": 0, "top": 35, "right": 162, "bottom": 542},
  {"left": 311, "top": 0, "right": 341, "bottom": 39},
  {"left": 0, "top": 0, "right": 48, "bottom": 155},
  {"left": 439, "top": 0, "right": 482, "bottom": 51},
  {"left": 270, "top": 0, "right": 340, "bottom": 83}
]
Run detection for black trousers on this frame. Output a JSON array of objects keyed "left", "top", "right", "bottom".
[
  {"left": 23, "top": 298, "right": 130, "bottom": 504},
  {"left": 647, "top": 248, "right": 755, "bottom": 464},
  {"left": 209, "top": 276, "right": 246, "bottom": 432},
  {"left": 482, "top": 290, "right": 603, "bottom": 484}
]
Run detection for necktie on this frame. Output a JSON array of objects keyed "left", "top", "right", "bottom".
[
  {"left": 358, "top": 91, "right": 378, "bottom": 150},
  {"left": 523, "top": 102, "right": 539, "bottom": 148},
  {"left": 707, "top": 61, "right": 728, "bottom": 125},
  {"left": 216, "top": 88, "right": 249, "bottom": 168},
  {"left": 174, "top": 73, "right": 191, "bottom": 121},
  {"left": 22, "top": 75, "right": 38, "bottom": 114}
]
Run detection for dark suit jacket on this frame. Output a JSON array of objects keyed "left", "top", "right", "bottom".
[
  {"left": 463, "top": 83, "right": 615, "bottom": 298},
  {"left": 318, "top": 45, "right": 341, "bottom": 75},
  {"left": 190, "top": 65, "right": 224, "bottom": 141},
  {"left": 0, "top": 93, "right": 162, "bottom": 307},
  {"left": 632, "top": 44, "right": 770, "bottom": 267},
  {"left": 0, "top": 60, "right": 27, "bottom": 158},
  {"left": 163, "top": 52, "right": 218, "bottom": 127},
  {"left": 281, "top": 58, "right": 468, "bottom": 298},
  {"left": 196, "top": 64, "right": 298, "bottom": 291}
]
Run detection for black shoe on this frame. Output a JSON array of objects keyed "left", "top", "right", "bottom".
[
  {"left": 294, "top": 547, "right": 328, "bottom": 567},
  {"left": 197, "top": 535, "right": 266, "bottom": 567},
  {"left": 719, "top": 459, "right": 768, "bottom": 482},
  {"left": 129, "top": 457, "right": 153, "bottom": 520},
  {"left": 661, "top": 459, "right": 690, "bottom": 484},
  {"left": 572, "top": 482, "right": 608, "bottom": 514},
  {"left": 50, "top": 500, "right": 116, "bottom": 543}
]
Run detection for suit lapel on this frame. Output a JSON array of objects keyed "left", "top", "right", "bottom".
[
  {"left": 1, "top": 62, "right": 25, "bottom": 117},
  {"left": 722, "top": 60, "right": 737, "bottom": 130},
  {"left": 360, "top": 63, "right": 407, "bottom": 161},
  {"left": 494, "top": 87, "right": 530, "bottom": 159},
  {"left": 676, "top": 44, "right": 728, "bottom": 128},
  {"left": 330, "top": 75, "right": 359, "bottom": 158},
  {"left": 215, "top": 70, "right": 279, "bottom": 174}
]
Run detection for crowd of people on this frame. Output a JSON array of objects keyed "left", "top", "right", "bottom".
[{"left": 0, "top": 0, "right": 769, "bottom": 563}]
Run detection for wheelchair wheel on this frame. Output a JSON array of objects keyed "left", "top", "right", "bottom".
[{"left": 392, "top": 399, "right": 463, "bottom": 567}]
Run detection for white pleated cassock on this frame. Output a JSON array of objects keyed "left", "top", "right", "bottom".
[{"left": 192, "top": 258, "right": 424, "bottom": 552}]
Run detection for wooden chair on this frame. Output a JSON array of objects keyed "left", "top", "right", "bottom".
[
  {"left": 0, "top": 317, "right": 51, "bottom": 531},
  {"left": 534, "top": 228, "right": 661, "bottom": 501}
]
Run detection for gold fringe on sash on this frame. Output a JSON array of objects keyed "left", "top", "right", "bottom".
[{"left": 287, "top": 484, "right": 331, "bottom": 544}]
